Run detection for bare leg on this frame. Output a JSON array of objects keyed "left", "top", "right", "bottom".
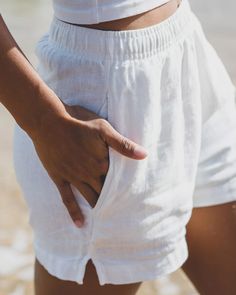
[
  {"left": 182, "top": 201, "right": 236, "bottom": 295},
  {"left": 34, "top": 258, "right": 142, "bottom": 295}
]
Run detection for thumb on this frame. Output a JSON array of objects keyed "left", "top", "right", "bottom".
[{"left": 101, "top": 121, "right": 148, "bottom": 160}]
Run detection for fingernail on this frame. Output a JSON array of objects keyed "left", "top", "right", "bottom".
[
  {"left": 75, "top": 219, "right": 83, "bottom": 228},
  {"left": 134, "top": 146, "right": 148, "bottom": 158}
]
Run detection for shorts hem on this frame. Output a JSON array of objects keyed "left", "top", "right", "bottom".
[
  {"left": 193, "top": 189, "right": 236, "bottom": 208},
  {"left": 193, "top": 178, "right": 236, "bottom": 207},
  {"left": 33, "top": 238, "right": 188, "bottom": 286}
]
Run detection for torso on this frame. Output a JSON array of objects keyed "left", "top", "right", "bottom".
[{"left": 64, "top": 0, "right": 181, "bottom": 31}]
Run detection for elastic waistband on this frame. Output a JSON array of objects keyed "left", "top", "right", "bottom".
[{"left": 48, "top": 0, "right": 194, "bottom": 62}]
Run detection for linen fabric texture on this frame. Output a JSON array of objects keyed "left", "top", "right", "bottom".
[{"left": 13, "top": 0, "right": 236, "bottom": 286}]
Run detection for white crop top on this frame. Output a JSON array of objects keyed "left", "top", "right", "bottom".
[{"left": 53, "top": 0, "right": 171, "bottom": 25}]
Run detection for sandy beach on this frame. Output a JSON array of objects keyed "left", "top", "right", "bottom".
[{"left": 0, "top": 0, "right": 235, "bottom": 294}]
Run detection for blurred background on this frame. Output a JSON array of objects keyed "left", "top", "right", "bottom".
[{"left": 0, "top": 0, "right": 235, "bottom": 294}]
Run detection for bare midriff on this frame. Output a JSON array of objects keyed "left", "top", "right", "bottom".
[{"left": 66, "top": 0, "right": 181, "bottom": 31}]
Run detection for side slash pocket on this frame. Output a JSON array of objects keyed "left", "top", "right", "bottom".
[{"left": 72, "top": 93, "right": 115, "bottom": 215}]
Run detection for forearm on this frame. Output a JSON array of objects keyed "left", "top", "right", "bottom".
[{"left": 0, "top": 14, "right": 68, "bottom": 138}]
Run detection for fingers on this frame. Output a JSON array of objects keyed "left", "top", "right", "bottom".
[
  {"left": 63, "top": 161, "right": 106, "bottom": 196},
  {"left": 76, "top": 181, "right": 99, "bottom": 209},
  {"left": 99, "top": 120, "right": 148, "bottom": 160},
  {"left": 67, "top": 149, "right": 109, "bottom": 195},
  {"left": 88, "top": 173, "right": 107, "bottom": 195},
  {"left": 56, "top": 180, "right": 85, "bottom": 228},
  {"left": 70, "top": 171, "right": 107, "bottom": 200},
  {"left": 84, "top": 159, "right": 109, "bottom": 194}
]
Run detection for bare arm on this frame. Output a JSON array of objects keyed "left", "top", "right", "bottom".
[
  {"left": 0, "top": 14, "right": 147, "bottom": 227},
  {"left": 0, "top": 14, "right": 68, "bottom": 138}
]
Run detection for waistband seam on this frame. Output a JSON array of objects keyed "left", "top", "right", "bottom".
[
  {"left": 47, "top": 25, "right": 194, "bottom": 62},
  {"left": 45, "top": 0, "right": 194, "bottom": 62}
]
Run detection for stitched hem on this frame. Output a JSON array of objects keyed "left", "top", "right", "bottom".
[{"left": 34, "top": 238, "right": 188, "bottom": 286}]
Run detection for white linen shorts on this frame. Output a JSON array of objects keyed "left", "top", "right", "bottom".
[{"left": 13, "top": 0, "right": 236, "bottom": 286}]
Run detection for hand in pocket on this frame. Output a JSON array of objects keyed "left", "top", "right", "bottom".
[
  {"left": 63, "top": 102, "right": 110, "bottom": 209},
  {"left": 32, "top": 98, "right": 147, "bottom": 228}
]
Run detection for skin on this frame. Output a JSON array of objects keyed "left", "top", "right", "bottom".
[
  {"left": 0, "top": 14, "right": 148, "bottom": 229},
  {"left": 65, "top": 0, "right": 181, "bottom": 31},
  {"left": 1, "top": 0, "right": 236, "bottom": 294},
  {"left": 34, "top": 259, "right": 142, "bottom": 295},
  {"left": 34, "top": 201, "right": 236, "bottom": 295},
  {"left": 182, "top": 201, "right": 236, "bottom": 295},
  {"left": 0, "top": 7, "right": 147, "bottom": 295}
]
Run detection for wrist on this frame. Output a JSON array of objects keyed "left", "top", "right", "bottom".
[{"left": 20, "top": 84, "right": 70, "bottom": 140}]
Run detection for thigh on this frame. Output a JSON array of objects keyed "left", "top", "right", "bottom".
[
  {"left": 34, "top": 258, "right": 142, "bottom": 295},
  {"left": 182, "top": 201, "right": 236, "bottom": 295}
]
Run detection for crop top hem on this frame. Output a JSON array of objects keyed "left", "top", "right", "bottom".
[{"left": 53, "top": 0, "right": 170, "bottom": 25}]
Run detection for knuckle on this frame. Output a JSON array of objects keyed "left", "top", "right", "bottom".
[
  {"left": 62, "top": 195, "right": 73, "bottom": 206},
  {"left": 98, "top": 119, "right": 110, "bottom": 133},
  {"left": 121, "top": 137, "right": 134, "bottom": 153},
  {"left": 95, "top": 119, "right": 111, "bottom": 143}
]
